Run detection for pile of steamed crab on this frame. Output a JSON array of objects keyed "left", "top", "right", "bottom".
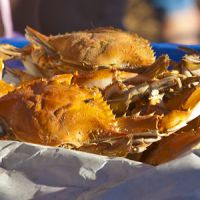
[{"left": 0, "top": 27, "right": 200, "bottom": 165}]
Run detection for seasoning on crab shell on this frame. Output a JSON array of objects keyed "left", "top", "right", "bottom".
[
  {"left": 26, "top": 26, "right": 155, "bottom": 69},
  {"left": 0, "top": 27, "right": 155, "bottom": 77}
]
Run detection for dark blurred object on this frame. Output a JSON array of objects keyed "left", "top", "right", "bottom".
[
  {"left": 124, "top": 0, "right": 200, "bottom": 44},
  {"left": 3, "top": 0, "right": 200, "bottom": 44},
  {"left": 124, "top": 0, "right": 161, "bottom": 42},
  {"left": 11, "top": 0, "right": 126, "bottom": 35},
  {"left": 152, "top": 0, "right": 200, "bottom": 44}
]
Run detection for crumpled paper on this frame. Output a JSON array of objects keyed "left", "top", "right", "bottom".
[{"left": 0, "top": 141, "right": 200, "bottom": 200}]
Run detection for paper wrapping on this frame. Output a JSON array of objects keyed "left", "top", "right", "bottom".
[{"left": 1, "top": 141, "right": 200, "bottom": 200}]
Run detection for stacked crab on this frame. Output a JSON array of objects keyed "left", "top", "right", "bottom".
[{"left": 0, "top": 27, "right": 200, "bottom": 165}]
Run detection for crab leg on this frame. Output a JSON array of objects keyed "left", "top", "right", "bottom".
[
  {"left": 108, "top": 74, "right": 200, "bottom": 115},
  {"left": 106, "top": 75, "right": 184, "bottom": 115},
  {"left": 77, "top": 131, "right": 162, "bottom": 157},
  {"left": 75, "top": 115, "right": 179, "bottom": 156},
  {"left": 124, "top": 55, "right": 170, "bottom": 85}
]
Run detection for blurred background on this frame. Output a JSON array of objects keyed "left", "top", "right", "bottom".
[{"left": 0, "top": 0, "right": 200, "bottom": 44}]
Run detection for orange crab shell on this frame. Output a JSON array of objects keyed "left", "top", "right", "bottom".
[
  {"left": 26, "top": 26, "right": 155, "bottom": 69},
  {"left": 0, "top": 78, "right": 118, "bottom": 147}
]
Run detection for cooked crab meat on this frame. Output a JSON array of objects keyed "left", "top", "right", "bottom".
[
  {"left": 72, "top": 69, "right": 137, "bottom": 90},
  {"left": 115, "top": 86, "right": 200, "bottom": 152},
  {"left": 5, "top": 67, "right": 137, "bottom": 90}
]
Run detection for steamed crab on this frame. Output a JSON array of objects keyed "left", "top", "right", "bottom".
[
  {"left": 0, "top": 27, "right": 155, "bottom": 77},
  {"left": 0, "top": 71, "right": 200, "bottom": 157}
]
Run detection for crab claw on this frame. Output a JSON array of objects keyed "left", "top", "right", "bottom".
[{"left": 139, "top": 117, "right": 200, "bottom": 165}]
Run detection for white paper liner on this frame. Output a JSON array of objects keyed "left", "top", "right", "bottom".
[{"left": 0, "top": 140, "right": 200, "bottom": 200}]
